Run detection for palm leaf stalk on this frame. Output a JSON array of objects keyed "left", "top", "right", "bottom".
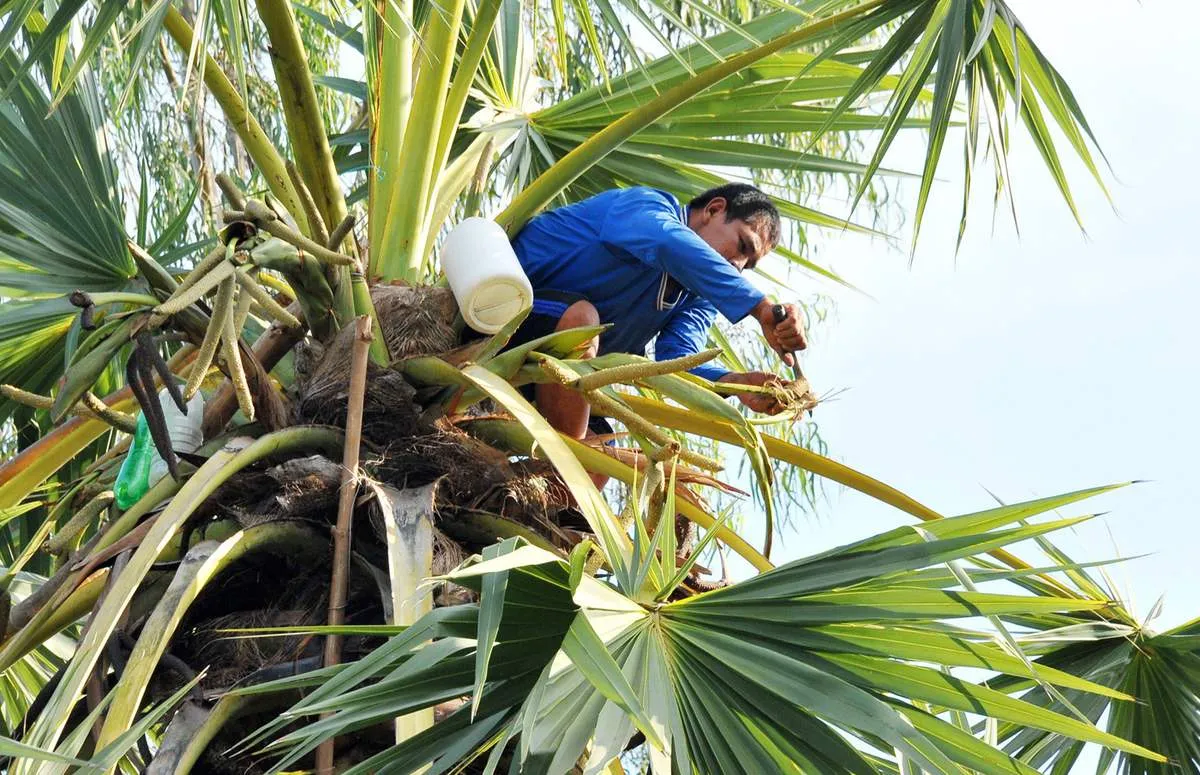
[
  {"left": 160, "top": 6, "right": 310, "bottom": 237},
  {"left": 0, "top": 0, "right": 1171, "bottom": 772},
  {"left": 254, "top": 0, "right": 358, "bottom": 329}
]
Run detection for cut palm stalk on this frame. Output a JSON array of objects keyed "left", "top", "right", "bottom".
[
  {"left": 536, "top": 355, "right": 721, "bottom": 471},
  {"left": 184, "top": 277, "right": 235, "bottom": 401},
  {"left": 587, "top": 388, "right": 722, "bottom": 472},
  {"left": 219, "top": 295, "right": 255, "bottom": 422},
  {"left": 155, "top": 259, "right": 235, "bottom": 316},
  {"left": 45, "top": 491, "right": 115, "bottom": 557},
  {"left": 234, "top": 268, "right": 301, "bottom": 327},
  {"left": 172, "top": 245, "right": 228, "bottom": 297},
  {"left": 232, "top": 279, "right": 254, "bottom": 334},
  {"left": 202, "top": 317, "right": 304, "bottom": 438},
  {"left": 234, "top": 202, "right": 355, "bottom": 266},
  {"left": 327, "top": 214, "right": 355, "bottom": 251},
  {"left": 317, "top": 315, "right": 372, "bottom": 774},
  {"left": 214, "top": 173, "right": 246, "bottom": 209},
  {"left": 80, "top": 393, "right": 138, "bottom": 433},
  {"left": 574, "top": 349, "right": 722, "bottom": 391},
  {"left": 285, "top": 159, "right": 330, "bottom": 246},
  {"left": 1, "top": 386, "right": 135, "bottom": 432}
]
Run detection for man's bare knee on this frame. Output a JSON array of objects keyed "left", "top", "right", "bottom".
[
  {"left": 558, "top": 300, "right": 599, "bottom": 328},
  {"left": 557, "top": 300, "right": 599, "bottom": 358}
]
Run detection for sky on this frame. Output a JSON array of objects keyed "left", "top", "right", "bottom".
[{"left": 758, "top": 0, "right": 1200, "bottom": 630}]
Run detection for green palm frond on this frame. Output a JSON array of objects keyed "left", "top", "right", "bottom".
[
  {"left": 0, "top": 41, "right": 138, "bottom": 425},
  {"left": 0, "top": 48, "right": 129, "bottom": 298},
  {"left": 247, "top": 489, "right": 1162, "bottom": 774},
  {"left": 810, "top": 0, "right": 1109, "bottom": 250},
  {"left": 976, "top": 533, "right": 1200, "bottom": 775},
  {"left": 0, "top": 300, "right": 76, "bottom": 427}
]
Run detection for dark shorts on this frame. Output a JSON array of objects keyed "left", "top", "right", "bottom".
[{"left": 462, "top": 290, "right": 615, "bottom": 438}]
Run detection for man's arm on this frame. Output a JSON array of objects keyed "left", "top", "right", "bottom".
[
  {"left": 604, "top": 188, "right": 808, "bottom": 361},
  {"left": 655, "top": 300, "right": 729, "bottom": 382},
  {"left": 657, "top": 301, "right": 792, "bottom": 415},
  {"left": 601, "top": 188, "right": 765, "bottom": 323}
]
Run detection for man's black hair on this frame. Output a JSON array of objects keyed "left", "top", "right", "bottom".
[{"left": 689, "top": 183, "right": 781, "bottom": 248}]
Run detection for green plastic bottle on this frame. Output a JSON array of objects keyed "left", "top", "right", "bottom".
[
  {"left": 114, "top": 388, "right": 206, "bottom": 510},
  {"left": 114, "top": 411, "right": 155, "bottom": 510}
]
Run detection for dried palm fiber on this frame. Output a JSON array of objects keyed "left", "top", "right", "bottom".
[
  {"left": 263, "top": 454, "right": 342, "bottom": 519},
  {"left": 185, "top": 461, "right": 327, "bottom": 529},
  {"left": 185, "top": 607, "right": 319, "bottom": 690},
  {"left": 294, "top": 286, "right": 454, "bottom": 433},
  {"left": 370, "top": 284, "right": 458, "bottom": 359},
  {"left": 172, "top": 549, "right": 381, "bottom": 690},
  {"left": 295, "top": 325, "right": 415, "bottom": 433},
  {"left": 295, "top": 284, "right": 454, "bottom": 395},
  {"left": 772, "top": 374, "right": 819, "bottom": 415}
]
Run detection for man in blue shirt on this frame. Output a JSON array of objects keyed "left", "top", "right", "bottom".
[{"left": 507, "top": 182, "right": 807, "bottom": 442}]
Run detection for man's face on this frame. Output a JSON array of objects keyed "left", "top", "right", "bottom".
[{"left": 690, "top": 197, "right": 773, "bottom": 272}]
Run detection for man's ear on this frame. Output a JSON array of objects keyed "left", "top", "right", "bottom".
[{"left": 705, "top": 197, "right": 728, "bottom": 220}]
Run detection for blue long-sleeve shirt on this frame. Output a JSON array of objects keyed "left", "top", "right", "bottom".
[{"left": 511, "top": 187, "right": 765, "bottom": 381}]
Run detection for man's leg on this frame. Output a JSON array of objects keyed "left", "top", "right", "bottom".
[{"left": 536, "top": 300, "right": 599, "bottom": 439}]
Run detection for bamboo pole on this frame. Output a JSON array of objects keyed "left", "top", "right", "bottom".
[{"left": 317, "top": 315, "right": 373, "bottom": 774}]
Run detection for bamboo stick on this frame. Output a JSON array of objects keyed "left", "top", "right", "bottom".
[{"left": 317, "top": 315, "right": 372, "bottom": 774}]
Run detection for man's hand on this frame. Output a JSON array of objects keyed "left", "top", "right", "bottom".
[
  {"left": 718, "top": 371, "right": 786, "bottom": 415},
  {"left": 751, "top": 299, "right": 807, "bottom": 365}
]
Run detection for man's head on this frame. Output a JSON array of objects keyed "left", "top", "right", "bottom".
[{"left": 687, "top": 183, "right": 781, "bottom": 272}]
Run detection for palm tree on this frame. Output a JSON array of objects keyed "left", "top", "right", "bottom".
[{"left": 0, "top": 0, "right": 1192, "bottom": 772}]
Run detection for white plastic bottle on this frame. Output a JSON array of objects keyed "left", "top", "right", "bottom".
[
  {"left": 147, "top": 387, "right": 205, "bottom": 483},
  {"left": 441, "top": 217, "right": 533, "bottom": 334}
]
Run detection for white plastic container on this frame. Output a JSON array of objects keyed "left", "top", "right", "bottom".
[
  {"left": 441, "top": 217, "right": 533, "bottom": 334},
  {"left": 148, "top": 387, "right": 205, "bottom": 482}
]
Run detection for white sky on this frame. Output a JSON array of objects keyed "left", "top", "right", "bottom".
[{"left": 758, "top": 0, "right": 1200, "bottom": 630}]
